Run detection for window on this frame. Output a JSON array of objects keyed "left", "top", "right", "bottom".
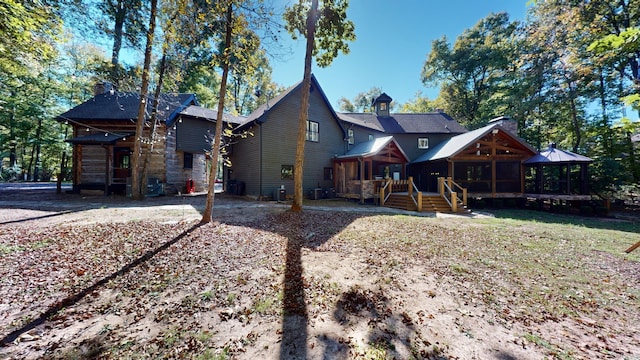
[
  {"left": 418, "top": 138, "right": 429, "bottom": 149},
  {"left": 368, "top": 134, "right": 374, "bottom": 141},
  {"left": 379, "top": 103, "right": 387, "bottom": 111},
  {"left": 184, "top": 152, "right": 193, "bottom": 169},
  {"left": 306, "top": 120, "right": 319, "bottom": 142},
  {"left": 281, "top": 165, "right": 293, "bottom": 180},
  {"left": 348, "top": 129, "right": 354, "bottom": 144},
  {"left": 324, "top": 167, "right": 333, "bottom": 181}
]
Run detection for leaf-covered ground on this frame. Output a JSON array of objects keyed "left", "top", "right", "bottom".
[{"left": 1, "top": 193, "right": 639, "bottom": 359}]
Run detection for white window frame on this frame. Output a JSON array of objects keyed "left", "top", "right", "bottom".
[
  {"left": 306, "top": 120, "right": 319, "bottom": 142},
  {"left": 418, "top": 137, "right": 429, "bottom": 149},
  {"left": 348, "top": 129, "right": 354, "bottom": 144}
]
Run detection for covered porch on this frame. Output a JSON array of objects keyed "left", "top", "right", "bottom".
[
  {"left": 333, "top": 136, "right": 409, "bottom": 204},
  {"left": 523, "top": 144, "right": 593, "bottom": 201},
  {"left": 67, "top": 131, "right": 134, "bottom": 195}
]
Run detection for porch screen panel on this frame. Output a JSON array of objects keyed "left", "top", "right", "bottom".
[
  {"left": 454, "top": 162, "right": 491, "bottom": 192},
  {"left": 496, "top": 161, "right": 520, "bottom": 192}
]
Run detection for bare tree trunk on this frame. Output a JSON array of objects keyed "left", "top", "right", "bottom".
[
  {"left": 141, "top": 52, "right": 168, "bottom": 189},
  {"left": 130, "top": 0, "right": 157, "bottom": 200},
  {"left": 202, "top": 4, "right": 234, "bottom": 223},
  {"left": 291, "top": 0, "right": 318, "bottom": 212}
]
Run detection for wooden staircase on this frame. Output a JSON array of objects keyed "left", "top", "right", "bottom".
[
  {"left": 384, "top": 193, "right": 418, "bottom": 211},
  {"left": 384, "top": 193, "right": 468, "bottom": 213},
  {"left": 380, "top": 177, "right": 470, "bottom": 214}
]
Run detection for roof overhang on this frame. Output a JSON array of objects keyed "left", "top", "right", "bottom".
[
  {"left": 336, "top": 136, "right": 409, "bottom": 163},
  {"left": 66, "top": 132, "right": 133, "bottom": 145}
]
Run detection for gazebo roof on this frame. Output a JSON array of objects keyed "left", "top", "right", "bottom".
[{"left": 524, "top": 145, "right": 592, "bottom": 165}]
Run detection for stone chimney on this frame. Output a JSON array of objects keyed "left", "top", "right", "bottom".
[
  {"left": 488, "top": 116, "right": 517, "bottom": 135},
  {"left": 94, "top": 81, "right": 114, "bottom": 96}
]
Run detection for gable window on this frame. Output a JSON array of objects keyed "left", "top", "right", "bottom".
[
  {"left": 348, "top": 129, "right": 354, "bottom": 144},
  {"left": 418, "top": 138, "right": 429, "bottom": 149},
  {"left": 281, "top": 165, "right": 294, "bottom": 180},
  {"left": 306, "top": 120, "right": 319, "bottom": 142},
  {"left": 379, "top": 103, "right": 387, "bottom": 111},
  {"left": 184, "top": 152, "right": 193, "bottom": 169},
  {"left": 368, "top": 134, "right": 374, "bottom": 141}
]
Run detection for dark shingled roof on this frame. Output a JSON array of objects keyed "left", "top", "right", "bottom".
[
  {"left": 56, "top": 92, "right": 196, "bottom": 126},
  {"left": 337, "top": 112, "right": 468, "bottom": 135},
  {"left": 66, "top": 132, "right": 134, "bottom": 145}
]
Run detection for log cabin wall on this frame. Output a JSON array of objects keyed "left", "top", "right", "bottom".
[{"left": 165, "top": 126, "right": 209, "bottom": 193}]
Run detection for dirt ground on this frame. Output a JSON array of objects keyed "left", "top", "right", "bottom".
[{"left": 1, "top": 185, "right": 639, "bottom": 359}]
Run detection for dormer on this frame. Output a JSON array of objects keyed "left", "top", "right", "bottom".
[{"left": 372, "top": 93, "right": 392, "bottom": 117}]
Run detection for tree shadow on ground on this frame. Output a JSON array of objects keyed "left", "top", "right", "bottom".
[
  {"left": 220, "top": 209, "right": 455, "bottom": 359},
  {"left": 0, "top": 223, "right": 204, "bottom": 346}
]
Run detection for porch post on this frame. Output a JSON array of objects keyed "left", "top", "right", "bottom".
[
  {"left": 104, "top": 145, "right": 111, "bottom": 195},
  {"left": 359, "top": 157, "right": 364, "bottom": 204}
]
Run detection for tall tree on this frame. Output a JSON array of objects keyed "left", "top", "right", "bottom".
[
  {"left": 130, "top": 0, "right": 158, "bottom": 200},
  {"left": 201, "top": 3, "right": 235, "bottom": 223},
  {"left": 284, "top": 0, "right": 355, "bottom": 212},
  {"left": 421, "top": 13, "right": 517, "bottom": 129}
]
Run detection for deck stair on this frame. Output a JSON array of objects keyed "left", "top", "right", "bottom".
[
  {"left": 384, "top": 193, "right": 417, "bottom": 211},
  {"left": 380, "top": 177, "right": 470, "bottom": 214}
]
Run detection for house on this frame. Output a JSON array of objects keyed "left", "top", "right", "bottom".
[
  {"left": 56, "top": 84, "right": 238, "bottom": 195},
  {"left": 229, "top": 75, "right": 346, "bottom": 200},
  {"left": 58, "top": 76, "right": 593, "bottom": 212}
]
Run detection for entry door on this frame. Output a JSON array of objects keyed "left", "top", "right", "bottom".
[
  {"left": 113, "top": 147, "right": 131, "bottom": 180},
  {"left": 426, "top": 162, "right": 447, "bottom": 192}
]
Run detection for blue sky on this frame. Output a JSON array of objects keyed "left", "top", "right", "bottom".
[{"left": 270, "top": 0, "right": 531, "bottom": 109}]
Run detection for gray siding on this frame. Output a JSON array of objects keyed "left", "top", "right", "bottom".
[
  {"left": 175, "top": 118, "right": 215, "bottom": 153},
  {"left": 230, "top": 86, "right": 345, "bottom": 199},
  {"left": 229, "top": 123, "right": 261, "bottom": 196}
]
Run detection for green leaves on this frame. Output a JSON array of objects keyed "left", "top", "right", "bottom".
[{"left": 283, "top": 0, "right": 356, "bottom": 68}]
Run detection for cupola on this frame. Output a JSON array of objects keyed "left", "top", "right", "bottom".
[{"left": 372, "top": 93, "right": 392, "bottom": 117}]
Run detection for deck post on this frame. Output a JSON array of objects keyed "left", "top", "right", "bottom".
[
  {"left": 380, "top": 183, "right": 386, "bottom": 206},
  {"left": 451, "top": 191, "right": 457, "bottom": 212},
  {"left": 438, "top": 177, "right": 444, "bottom": 196},
  {"left": 417, "top": 191, "right": 422, "bottom": 212},
  {"left": 462, "top": 187, "right": 467, "bottom": 207}
]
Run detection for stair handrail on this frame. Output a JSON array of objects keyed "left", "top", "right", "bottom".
[
  {"left": 381, "top": 179, "right": 392, "bottom": 204},
  {"left": 439, "top": 177, "right": 454, "bottom": 209},
  {"left": 408, "top": 177, "right": 422, "bottom": 211},
  {"left": 447, "top": 177, "right": 468, "bottom": 207}
]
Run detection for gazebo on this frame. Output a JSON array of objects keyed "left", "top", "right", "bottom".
[{"left": 524, "top": 144, "right": 592, "bottom": 200}]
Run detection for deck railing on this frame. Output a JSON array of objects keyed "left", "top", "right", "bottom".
[
  {"left": 379, "top": 177, "right": 422, "bottom": 211},
  {"left": 438, "top": 177, "right": 467, "bottom": 212}
]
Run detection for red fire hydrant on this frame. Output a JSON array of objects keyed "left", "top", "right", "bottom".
[{"left": 186, "top": 179, "right": 195, "bottom": 194}]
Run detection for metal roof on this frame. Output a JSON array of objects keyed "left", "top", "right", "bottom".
[
  {"left": 412, "top": 123, "right": 536, "bottom": 163},
  {"left": 524, "top": 146, "right": 592, "bottom": 164},
  {"left": 179, "top": 105, "right": 247, "bottom": 124},
  {"left": 336, "top": 136, "right": 409, "bottom": 162}
]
